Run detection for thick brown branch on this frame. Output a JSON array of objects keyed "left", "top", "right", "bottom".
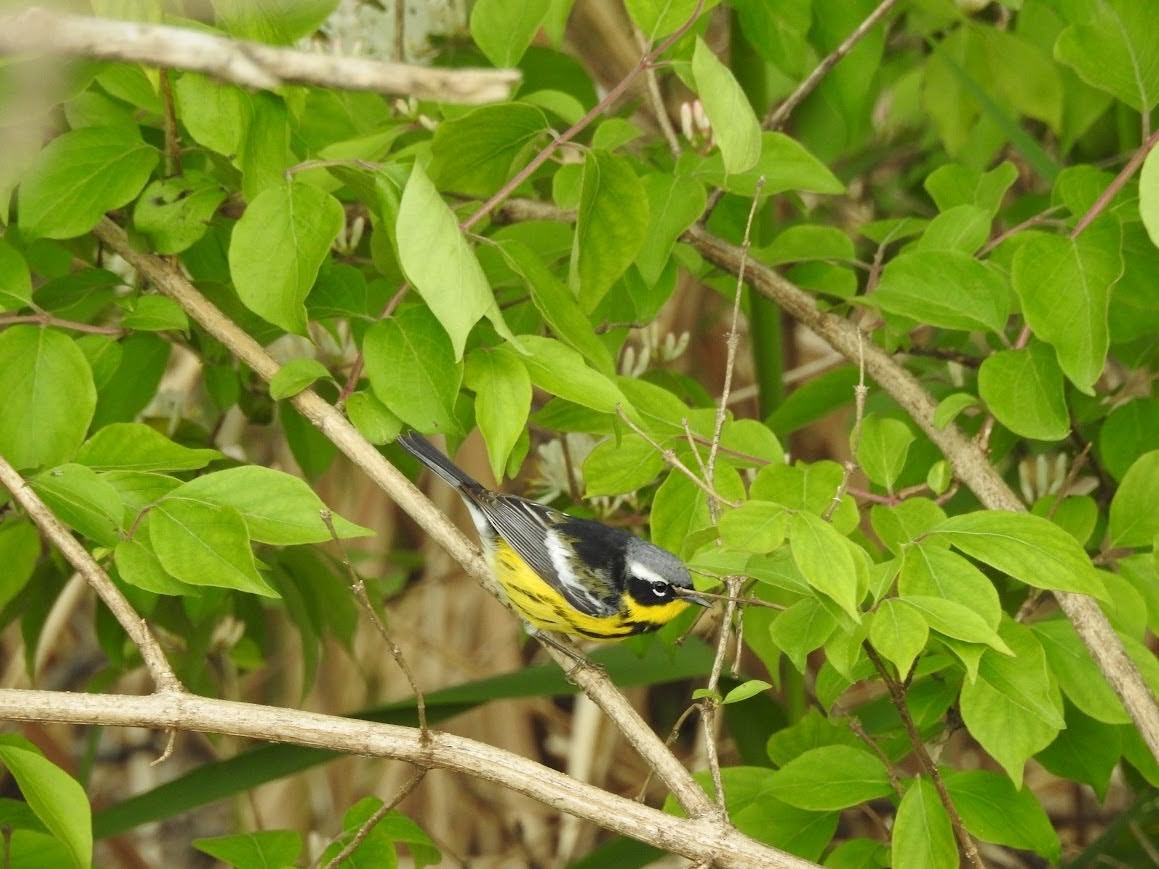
[{"left": 0, "top": 8, "right": 518, "bottom": 103}]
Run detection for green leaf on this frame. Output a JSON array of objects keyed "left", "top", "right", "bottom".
[
  {"left": 120, "top": 296, "right": 188, "bottom": 332},
  {"left": 0, "top": 734, "right": 93, "bottom": 869},
  {"left": 1054, "top": 0, "right": 1159, "bottom": 113},
  {"left": 790, "top": 511, "right": 861, "bottom": 621},
  {"left": 869, "top": 599, "right": 928, "bottom": 677},
  {"left": 1036, "top": 704, "right": 1121, "bottom": 802},
  {"left": 692, "top": 37, "right": 761, "bottom": 174},
  {"left": 430, "top": 103, "right": 549, "bottom": 197},
  {"left": 692, "top": 132, "right": 845, "bottom": 197},
  {"left": 18, "top": 125, "right": 158, "bottom": 239},
  {"left": 977, "top": 342, "right": 1069, "bottom": 441},
  {"left": 214, "top": 0, "right": 338, "bottom": 43},
  {"left": 364, "top": 305, "right": 464, "bottom": 436},
  {"left": 396, "top": 163, "right": 510, "bottom": 357},
  {"left": 1099, "top": 399, "right": 1159, "bottom": 481},
  {"left": 933, "top": 510, "right": 1107, "bottom": 598},
  {"left": 1012, "top": 220, "right": 1122, "bottom": 394},
  {"left": 570, "top": 150, "right": 649, "bottom": 311},
  {"left": 29, "top": 464, "right": 123, "bottom": 547},
  {"left": 1142, "top": 146, "right": 1159, "bottom": 248},
  {"left": 228, "top": 179, "right": 344, "bottom": 334},
  {"left": 0, "top": 237, "right": 33, "bottom": 310},
  {"left": 269, "top": 358, "right": 332, "bottom": 400},
  {"left": 149, "top": 498, "right": 276, "bottom": 597},
  {"left": 0, "top": 327, "right": 97, "bottom": 471},
  {"left": 719, "top": 501, "right": 788, "bottom": 554},
  {"left": 924, "top": 163, "right": 1018, "bottom": 218},
  {"left": 870, "top": 250, "right": 1009, "bottom": 333},
  {"left": 582, "top": 434, "right": 664, "bottom": 497},
  {"left": 855, "top": 415, "right": 914, "bottom": 492},
  {"left": 345, "top": 391, "right": 402, "bottom": 446},
  {"left": 915, "top": 204, "right": 991, "bottom": 254},
  {"left": 1032, "top": 618, "right": 1129, "bottom": 725},
  {"left": 900, "top": 543, "right": 1001, "bottom": 629},
  {"left": 943, "top": 769, "right": 1060, "bottom": 862},
  {"left": 1109, "top": 450, "right": 1159, "bottom": 548},
  {"left": 759, "top": 225, "right": 854, "bottom": 267},
  {"left": 114, "top": 537, "right": 190, "bottom": 596},
  {"left": 194, "top": 830, "right": 302, "bottom": 869},
  {"left": 0, "top": 520, "right": 41, "bottom": 612},
  {"left": 515, "top": 335, "right": 628, "bottom": 414},
  {"left": 625, "top": 0, "right": 709, "bottom": 39},
  {"left": 892, "top": 778, "right": 956, "bottom": 869},
  {"left": 899, "top": 596, "right": 1010, "bottom": 654},
  {"left": 651, "top": 464, "right": 744, "bottom": 559},
  {"left": 172, "top": 72, "right": 249, "bottom": 157},
  {"left": 132, "top": 173, "right": 226, "bottom": 254},
  {"left": 766, "top": 745, "right": 893, "bottom": 811},
  {"left": 470, "top": 0, "right": 550, "bottom": 66},
  {"left": 959, "top": 619, "right": 1064, "bottom": 787},
  {"left": 751, "top": 461, "right": 857, "bottom": 534},
  {"left": 76, "top": 423, "right": 220, "bottom": 472},
  {"left": 723, "top": 679, "right": 772, "bottom": 704},
  {"left": 771, "top": 598, "right": 838, "bottom": 673},
  {"left": 932, "top": 393, "right": 978, "bottom": 432},
  {"left": 465, "top": 346, "right": 532, "bottom": 482},
  {"left": 870, "top": 498, "right": 946, "bottom": 555},
  {"left": 637, "top": 174, "right": 707, "bottom": 286},
  {"left": 168, "top": 466, "right": 371, "bottom": 546}
]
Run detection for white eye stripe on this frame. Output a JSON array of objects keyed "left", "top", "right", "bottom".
[{"left": 628, "top": 561, "right": 668, "bottom": 586}]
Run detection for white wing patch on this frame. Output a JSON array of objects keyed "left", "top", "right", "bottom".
[{"left": 545, "top": 529, "right": 605, "bottom": 612}]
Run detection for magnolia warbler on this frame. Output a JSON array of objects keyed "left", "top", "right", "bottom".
[{"left": 397, "top": 433, "right": 709, "bottom": 640}]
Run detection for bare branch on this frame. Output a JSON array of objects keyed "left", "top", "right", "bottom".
[{"left": 0, "top": 8, "right": 519, "bottom": 103}]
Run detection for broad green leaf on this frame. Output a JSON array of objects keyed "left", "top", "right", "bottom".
[
  {"left": 869, "top": 499, "right": 946, "bottom": 555},
  {"left": 1012, "top": 220, "right": 1122, "bottom": 394},
  {"left": 430, "top": 103, "right": 549, "bottom": 197},
  {"left": 900, "top": 543, "right": 1001, "bottom": 629},
  {"left": 470, "top": 0, "right": 550, "bottom": 66},
  {"left": 132, "top": 173, "right": 226, "bottom": 254},
  {"left": 364, "top": 305, "right": 464, "bottom": 436},
  {"left": 892, "top": 778, "right": 955, "bottom": 869},
  {"left": 692, "top": 37, "right": 761, "bottom": 174},
  {"left": 933, "top": 392, "right": 979, "bottom": 430},
  {"left": 269, "top": 358, "right": 332, "bottom": 400},
  {"left": 766, "top": 367, "right": 858, "bottom": 437},
  {"left": 692, "top": 132, "right": 845, "bottom": 197},
  {"left": 582, "top": 434, "right": 664, "bottom": 497},
  {"left": 1099, "top": 399, "right": 1159, "bottom": 481},
  {"left": 719, "top": 501, "right": 788, "bottom": 554},
  {"left": 855, "top": 415, "right": 914, "bottom": 492},
  {"left": 771, "top": 597, "right": 837, "bottom": 673},
  {"left": 870, "top": 250, "right": 1009, "bottom": 333},
  {"left": 91, "top": 333, "right": 170, "bottom": 429},
  {"left": 790, "top": 511, "right": 861, "bottom": 621},
  {"left": 169, "top": 466, "right": 371, "bottom": 545},
  {"left": 1054, "top": 0, "right": 1159, "bottom": 113},
  {"left": 0, "top": 327, "right": 96, "bottom": 471},
  {"left": 0, "top": 238, "right": 32, "bottom": 310},
  {"left": 723, "top": 679, "right": 772, "bottom": 705},
  {"left": 1109, "top": 450, "right": 1159, "bottom": 547},
  {"left": 345, "top": 391, "right": 402, "bottom": 446},
  {"left": 514, "top": 335, "right": 628, "bottom": 414},
  {"left": 751, "top": 461, "right": 858, "bottom": 534},
  {"left": 101, "top": 471, "right": 181, "bottom": 521},
  {"left": 625, "top": 0, "right": 710, "bottom": 39},
  {"left": 915, "top": 204, "right": 990, "bottom": 254},
  {"left": 239, "top": 92, "right": 292, "bottom": 200},
  {"left": 0, "top": 520, "right": 40, "bottom": 611},
  {"left": 869, "top": 599, "right": 928, "bottom": 677},
  {"left": 933, "top": 510, "right": 1106, "bottom": 598},
  {"left": 977, "top": 342, "right": 1069, "bottom": 441},
  {"left": 0, "top": 735, "right": 92, "bottom": 869},
  {"left": 1036, "top": 704, "right": 1121, "bottom": 802},
  {"left": 77, "top": 423, "right": 221, "bottom": 472},
  {"left": 1032, "top": 618, "right": 1129, "bottom": 725},
  {"left": 943, "top": 769, "right": 1060, "bottom": 862},
  {"left": 465, "top": 346, "right": 532, "bottom": 482},
  {"left": 149, "top": 499, "right": 276, "bottom": 596},
  {"left": 114, "top": 536, "right": 190, "bottom": 596},
  {"left": 765, "top": 708, "right": 863, "bottom": 768},
  {"left": 213, "top": 0, "right": 338, "bottom": 43},
  {"left": 926, "top": 163, "right": 1019, "bottom": 216},
  {"left": 765, "top": 745, "right": 892, "bottom": 810},
  {"left": 570, "top": 150, "right": 649, "bottom": 311},
  {"left": 926, "top": 461, "right": 952, "bottom": 496},
  {"left": 29, "top": 464, "right": 122, "bottom": 547},
  {"left": 899, "top": 596, "right": 1010, "bottom": 654},
  {"left": 172, "top": 72, "right": 249, "bottom": 157},
  {"left": 959, "top": 619, "right": 1064, "bottom": 787},
  {"left": 824, "top": 839, "right": 890, "bottom": 869},
  {"left": 759, "top": 225, "right": 853, "bottom": 266},
  {"left": 18, "top": 126, "right": 157, "bottom": 239},
  {"left": 650, "top": 464, "right": 744, "bottom": 559},
  {"left": 396, "top": 163, "right": 511, "bottom": 357},
  {"left": 1142, "top": 146, "right": 1159, "bottom": 248},
  {"left": 120, "top": 296, "right": 188, "bottom": 332},
  {"left": 228, "top": 179, "right": 344, "bottom": 334},
  {"left": 636, "top": 174, "right": 707, "bottom": 286},
  {"left": 194, "top": 830, "right": 302, "bottom": 869}
]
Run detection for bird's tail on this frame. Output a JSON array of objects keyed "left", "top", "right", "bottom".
[{"left": 396, "top": 432, "right": 484, "bottom": 492}]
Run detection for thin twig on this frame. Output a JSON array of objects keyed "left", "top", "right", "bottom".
[
  {"left": 823, "top": 331, "right": 867, "bottom": 518},
  {"left": 0, "top": 313, "right": 123, "bottom": 335},
  {"left": 321, "top": 509, "right": 428, "bottom": 738},
  {"left": 976, "top": 205, "right": 1065, "bottom": 257},
  {"left": 846, "top": 716, "right": 903, "bottom": 798},
  {"left": 0, "top": 457, "right": 181, "bottom": 694},
  {"left": 634, "top": 24, "right": 681, "bottom": 158},
  {"left": 681, "top": 418, "right": 711, "bottom": 481},
  {"left": 337, "top": 281, "right": 409, "bottom": 407},
  {"left": 635, "top": 703, "right": 701, "bottom": 802},
  {"left": 1072, "top": 126, "right": 1159, "bottom": 239},
  {"left": 323, "top": 767, "right": 427, "bottom": 869},
  {"left": 0, "top": 8, "right": 519, "bottom": 103},
  {"left": 864, "top": 644, "right": 985, "bottom": 868},
  {"left": 158, "top": 68, "right": 181, "bottom": 176}
]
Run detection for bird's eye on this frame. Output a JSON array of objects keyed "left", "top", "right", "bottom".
[{"left": 650, "top": 580, "right": 670, "bottom": 597}]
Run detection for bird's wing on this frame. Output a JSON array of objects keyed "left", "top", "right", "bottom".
[{"left": 480, "top": 495, "right": 617, "bottom": 617}]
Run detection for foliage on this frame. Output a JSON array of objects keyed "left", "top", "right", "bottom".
[{"left": 0, "top": 0, "right": 1157, "bottom": 866}]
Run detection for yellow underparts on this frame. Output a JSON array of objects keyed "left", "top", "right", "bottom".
[{"left": 490, "top": 539, "right": 690, "bottom": 639}]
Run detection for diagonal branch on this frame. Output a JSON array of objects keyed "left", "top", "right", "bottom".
[
  {"left": 0, "top": 457, "right": 182, "bottom": 694},
  {"left": 0, "top": 8, "right": 519, "bottom": 103},
  {"left": 91, "top": 217, "right": 718, "bottom": 821},
  {"left": 0, "top": 687, "right": 816, "bottom": 869}
]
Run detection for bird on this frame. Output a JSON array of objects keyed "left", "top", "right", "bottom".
[{"left": 396, "top": 432, "right": 709, "bottom": 640}]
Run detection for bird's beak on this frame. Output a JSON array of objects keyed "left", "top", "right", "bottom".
[{"left": 678, "top": 590, "right": 712, "bottom": 607}]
